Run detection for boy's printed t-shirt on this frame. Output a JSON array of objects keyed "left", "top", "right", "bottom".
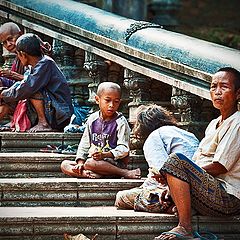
[{"left": 76, "top": 111, "right": 130, "bottom": 161}]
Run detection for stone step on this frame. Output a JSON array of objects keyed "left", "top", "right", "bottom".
[
  {"left": 0, "top": 152, "right": 75, "bottom": 178},
  {"left": 0, "top": 152, "right": 148, "bottom": 178},
  {"left": 0, "top": 178, "right": 144, "bottom": 207},
  {"left": 0, "top": 206, "right": 238, "bottom": 240},
  {"left": 0, "top": 132, "right": 81, "bottom": 152}
]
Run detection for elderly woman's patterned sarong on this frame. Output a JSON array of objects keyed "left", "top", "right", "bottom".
[{"left": 161, "top": 153, "right": 240, "bottom": 217}]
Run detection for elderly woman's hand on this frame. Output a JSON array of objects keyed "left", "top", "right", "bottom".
[{"left": 0, "top": 68, "right": 12, "bottom": 78}]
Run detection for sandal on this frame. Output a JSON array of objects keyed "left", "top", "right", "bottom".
[
  {"left": 40, "top": 144, "right": 62, "bottom": 153},
  {"left": 194, "top": 231, "right": 218, "bottom": 240},
  {"left": 154, "top": 226, "right": 197, "bottom": 240},
  {"left": 0, "top": 125, "right": 12, "bottom": 132},
  {"left": 61, "top": 144, "right": 78, "bottom": 154},
  {"left": 154, "top": 232, "right": 194, "bottom": 239}
]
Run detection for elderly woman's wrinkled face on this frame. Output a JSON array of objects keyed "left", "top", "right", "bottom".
[{"left": 210, "top": 71, "right": 239, "bottom": 113}]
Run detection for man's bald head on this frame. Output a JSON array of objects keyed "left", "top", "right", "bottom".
[
  {"left": 0, "top": 22, "right": 22, "bottom": 52},
  {"left": 0, "top": 22, "right": 21, "bottom": 36}
]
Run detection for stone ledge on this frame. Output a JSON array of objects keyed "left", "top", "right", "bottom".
[
  {"left": 0, "top": 178, "right": 144, "bottom": 207},
  {"left": 0, "top": 207, "right": 239, "bottom": 240}
]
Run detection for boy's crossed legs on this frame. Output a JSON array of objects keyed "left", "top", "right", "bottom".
[{"left": 61, "top": 158, "right": 141, "bottom": 179}]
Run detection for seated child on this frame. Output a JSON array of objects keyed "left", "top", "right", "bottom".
[
  {"left": 115, "top": 104, "right": 199, "bottom": 212},
  {"left": 0, "top": 33, "right": 73, "bottom": 132},
  {"left": 61, "top": 82, "right": 141, "bottom": 179}
]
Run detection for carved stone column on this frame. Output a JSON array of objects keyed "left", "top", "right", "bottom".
[
  {"left": 73, "top": 48, "right": 91, "bottom": 105},
  {"left": 52, "top": 39, "right": 90, "bottom": 105},
  {"left": 83, "top": 52, "right": 108, "bottom": 109},
  {"left": 171, "top": 87, "right": 207, "bottom": 139},
  {"left": 123, "top": 68, "right": 152, "bottom": 124},
  {"left": 123, "top": 69, "right": 151, "bottom": 175},
  {"left": 106, "top": 61, "right": 130, "bottom": 117}
]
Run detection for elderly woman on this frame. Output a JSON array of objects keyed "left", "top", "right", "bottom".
[{"left": 154, "top": 67, "right": 240, "bottom": 240}]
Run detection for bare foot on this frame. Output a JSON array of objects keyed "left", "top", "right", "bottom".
[
  {"left": 72, "top": 164, "right": 102, "bottom": 179},
  {"left": 28, "top": 123, "right": 53, "bottom": 133},
  {"left": 123, "top": 168, "right": 141, "bottom": 179},
  {"left": 81, "top": 170, "right": 102, "bottom": 179},
  {"left": 154, "top": 225, "right": 193, "bottom": 240}
]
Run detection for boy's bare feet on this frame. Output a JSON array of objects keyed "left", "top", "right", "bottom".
[
  {"left": 72, "top": 164, "right": 102, "bottom": 179},
  {"left": 81, "top": 170, "right": 102, "bottom": 179},
  {"left": 123, "top": 168, "right": 141, "bottom": 179},
  {"left": 28, "top": 123, "right": 53, "bottom": 132}
]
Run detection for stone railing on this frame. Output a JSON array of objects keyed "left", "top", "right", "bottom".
[{"left": 0, "top": 0, "right": 240, "bottom": 140}]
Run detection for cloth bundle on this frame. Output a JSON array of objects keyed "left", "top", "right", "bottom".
[{"left": 10, "top": 99, "right": 31, "bottom": 132}]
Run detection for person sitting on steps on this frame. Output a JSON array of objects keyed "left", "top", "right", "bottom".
[
  {"left": 153, "top": 67, "right": 240, "bottom": 240},
  {"left": 0, "top": 33, "right": 73, "bottom": 132},
  {"left": 0, "top": 22, "right": 51, "bottom": 130},
  {"left": 115, "top": 104, "right": 199, "bottom": 213},
  {"left": 61, "top": 82, "right": 141, "bottom": 179},
  {"left": 0, "top": 22, "right": 24, "bottom": 85},
  {"left": 0, "top": 22, "right": 25, "bottom": 128}
]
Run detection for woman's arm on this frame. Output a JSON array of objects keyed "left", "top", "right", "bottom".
[{"left": 0, "top": 69, "right": 24, "bottom": 81}]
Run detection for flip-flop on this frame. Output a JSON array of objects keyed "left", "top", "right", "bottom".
[
  {"left": 61, "top": 144, "right": 78, "bottom": 154},
  {"left": 194, "top": 231, "right": 218, "bottom": 240},
  {"left": 154, "top": 231, "right": 195, "bottom": 239},
  {"left": 39, "top": 144, "right": 62, "bottom": 153},
  {"left": 0, "top": 126, "right": 12, "bottom": 132}
]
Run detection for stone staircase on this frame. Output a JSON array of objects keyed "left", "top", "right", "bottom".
[{"left": 0, "top": 132, "right": 239, "bottom": 240}]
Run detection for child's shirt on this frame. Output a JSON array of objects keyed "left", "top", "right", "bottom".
[{"left": 76, "top": 111, "right": 130, "bottom": 161}]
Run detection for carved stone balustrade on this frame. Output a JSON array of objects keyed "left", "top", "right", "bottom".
[
  {"left": 2, "top": 0, "right": 239, "bottom": 101},
  {"left": 0, "top": 0, "right": 240, "bottom": 140}
]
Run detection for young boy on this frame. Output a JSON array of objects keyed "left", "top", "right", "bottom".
[
  {"left": 61, "top": 82, "right": 141, "bottom": 179},
  {"left": 0, "top": 33, "right": 73, "bottom": 132}
]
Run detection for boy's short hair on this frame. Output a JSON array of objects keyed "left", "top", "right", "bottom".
[
  {"left": 97, "top": 82, "right": 121, "bottom": 97},
  {"left": 16, "top": 33, "right": 42, "bottom": 57}
]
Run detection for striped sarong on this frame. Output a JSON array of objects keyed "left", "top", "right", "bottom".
[{"left": 161, "top": 153, "right": 240, "bottom": 216}]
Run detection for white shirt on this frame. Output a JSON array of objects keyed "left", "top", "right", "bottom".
[
  {"left": 142, "top": 125, "right": 199, "bottom": 188},
  {"left": 194, "top": 111, "right": 240, "bottom": 199}
]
